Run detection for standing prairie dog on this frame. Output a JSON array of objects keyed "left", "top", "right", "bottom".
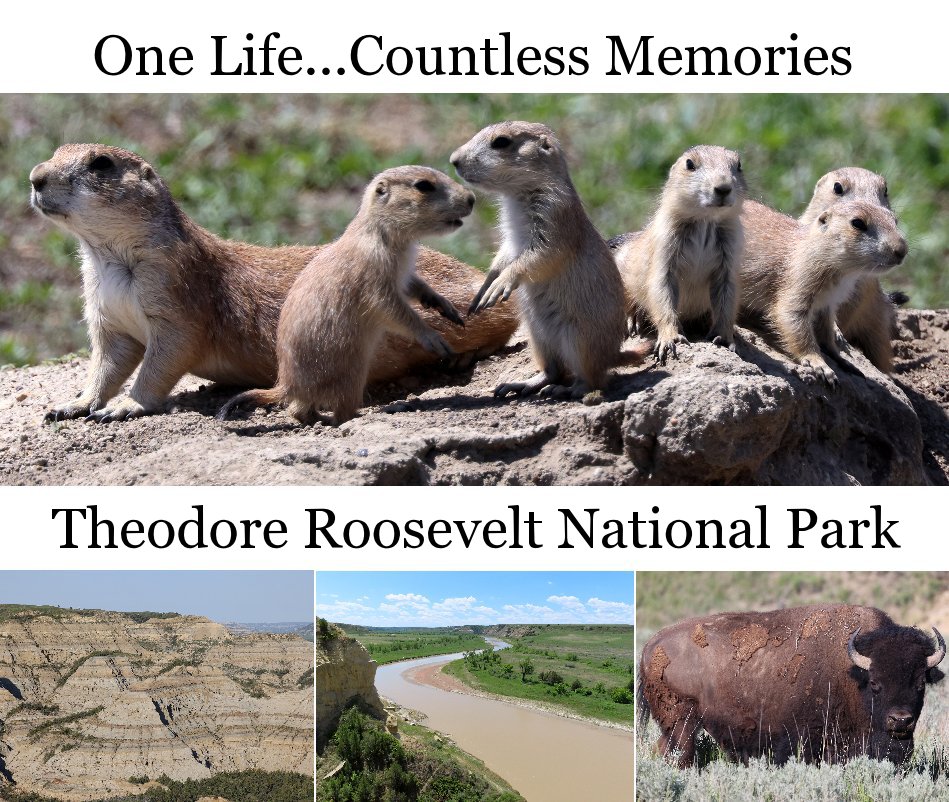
[
  {"left": 30, "top": 144, "right": 516, "bottom": 423},
  {"left": 747, "top": 200, "right": 907, "bottom": 384},
  {"left": 741, "top": 166, "right": 904, "bottom": 372},
  {"left": 218, "top": 166, "right": 473, "bottom": 425},
  {"left": 451, "top": 121, "right": 636, "bottom": 398},
  {"left": 614, "top": 145, "right": 746, "bottom": 364}
]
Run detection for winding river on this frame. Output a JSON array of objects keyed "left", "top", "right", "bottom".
[{"left": 375, "top": 639, "right": 634, "bottom": 802}]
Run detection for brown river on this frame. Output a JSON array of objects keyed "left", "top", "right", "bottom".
[{"left": 375, "top": 641, "right": 634, "bottom": 802}]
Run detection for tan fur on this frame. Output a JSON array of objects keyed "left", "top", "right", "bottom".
[
  {"left": 31, "top": 144, "right": 516, "bottom": 422},
  {"left": 451, "top": 121, "right": 639, "bottom": 399},
  {"left": 744, "top": 201, "right": 907, "bottom": 384},
  {"left": 218, "top": 166, "right": 474, "bottom": 425},
  {"left": 614, "top": 145, "right": 746, "bottom": 364},
  {"left": 741, "top": 167, "right": 903, "bottom": 373}
]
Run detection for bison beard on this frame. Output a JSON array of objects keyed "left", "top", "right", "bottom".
[{"left": 638, "top": 604, "right": 945, "bottom": 767}]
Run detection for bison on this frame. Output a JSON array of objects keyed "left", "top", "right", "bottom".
[{"left": 638, "top": 604, "right": 945, "bottom": 766}]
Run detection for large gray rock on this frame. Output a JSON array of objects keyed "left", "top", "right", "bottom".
[{"left": 0, "top": 311, "right": 944, "bottom": 485}]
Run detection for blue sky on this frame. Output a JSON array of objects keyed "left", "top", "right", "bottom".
[
  {"left": 0, "top": 571, "right": 312, "bottom": 623},
  {"left": 316, "top": 572, "right": 634, "bottom": 627}
]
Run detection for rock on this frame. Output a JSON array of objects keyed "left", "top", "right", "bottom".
[
  {"left": 385, "top": 713, "right": 399, "bottom": 735},
  {"left": 315, "top": 628, "right": 383, "bottom": 747},
  {"left": 0, "top": 311, "right": 944, "bottom": 485}
]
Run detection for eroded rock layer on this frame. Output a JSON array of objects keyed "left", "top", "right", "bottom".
[
  {"left": 315, "top": 630, "right": 382, "bottom": 747},
  {"left": 0, "top": 607, "right": 313, "bottom": 801}
]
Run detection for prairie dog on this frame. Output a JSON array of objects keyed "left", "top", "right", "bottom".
[
  {"left": 741, "top": 166, "right": 904, "bottom": 372},
  {"left": 747, "top": 201, "right": 907, "bottom": 384},
  {"left": 30, "top": 144, "right": 516, "bottom": 423},
  {"left": 614, "top": 145, "right": 746, "bottom": 364},
  {"left": 218, "top": 166, "right": 473, "bottom": 425},
  {"left": 450, "top": 121, "right": 635, "bottom": 398}
]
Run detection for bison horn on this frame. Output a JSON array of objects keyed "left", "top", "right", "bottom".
[
  {"left": 848, "top": 629, "right": 872, "bottom": 671},
  {"left": 927, "top": 627, "right": 946, "bottom": 669}
]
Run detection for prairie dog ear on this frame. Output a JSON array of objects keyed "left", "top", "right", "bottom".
[
  {"left": 539, "top": 135, "right": 552, "bottom": 152},
  {"left": 375, "top": 179, "right": 389, "bottom": 198},
  {"left": 140, "top": 163, "right": 156, "bottom": 182},
  {"left": 818, "top": 210, "right": 830, "bottom": 226}
]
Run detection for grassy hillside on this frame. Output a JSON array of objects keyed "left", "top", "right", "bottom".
[
  {"left": 1, "top": 94, "right": 945, "bottom": 367},
  {"left": 336, "top": 624, "right": 488, "bottom": 664},
  {"left": 636, "top": 572, "right": 949, "bottom": 800},
  {"left": 0, "top": 604, "right": 181, "bottom": 624},
  {"left": 444, "top": 624, "right": 635, "bottom": 724}
]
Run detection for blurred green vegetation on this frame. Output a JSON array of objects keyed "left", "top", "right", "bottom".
[
  {"left": 1, "top": 94, "right": 945, "bottom": 366},
  {"left": 635, "top": 571, "right": 949, "bottom": 637}
]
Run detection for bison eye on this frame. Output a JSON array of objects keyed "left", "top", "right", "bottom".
[
  {"left": 870, "top": 680, "right": 881, "bottom": 694},
  {"left": 685, "top": 158, "right": 696, "bottom": 171},
  {"left": 89, "top": 155, "right": 115, "bottom": 173},
  {"left": 833, "top": 181, "right": 844, "bottom": 195},
  {"left": 413, "top": 179, "right": 436, "bottom": 193},
  {"left": 490, "top": 136, "right": 512, "bottom": 150},
  {"left": 851, "top": 218, "right": 868, "bottom": 232}
]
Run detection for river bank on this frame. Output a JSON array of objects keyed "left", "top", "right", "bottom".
[
  {"left": 377, "top": 652, "right": 634, "bottom": 802},
  {"left": 402, "top": 657, "right": 635, "bottom": 733}
]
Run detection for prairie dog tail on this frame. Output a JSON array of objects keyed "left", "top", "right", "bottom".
[
  {"left": 216, "top": 387, "right": 283, "bottom": 421},
  {"left": 616, "top": 340, "right": 654, "bottom": 367}
]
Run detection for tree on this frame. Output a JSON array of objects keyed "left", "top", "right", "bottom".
[{"left": 518, "top": 657, "right": 534, "bottom": 682}]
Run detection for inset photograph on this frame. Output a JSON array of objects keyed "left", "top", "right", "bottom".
[
  {"left": 0, "top": 571, "right": 314, "bottom": 802},
  {"left": 636, "top": 572, "right": 949, "bottom": 801},
  {"left": 315, "top": 571, "right": 634, "bottom": 801}
]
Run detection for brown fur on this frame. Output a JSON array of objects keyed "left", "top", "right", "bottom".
[
  {"left": 451, "top": 121, "right": 642, "bottom": 399},
  {"left": 614, "top": 145, "right": 746, "bottom": 365},
  {"left": 218, "top": 166, "right": 474, "bottom": 425},
  {"left": 742, "top": 167, "right": 902, "bottom": 372},
  {"left": 31, "top": 144, "right": 516, "bottom": 422},
  {"left": 639, "top": 605, "right": 945, "bottom": 766},
  {"left": 741, "top": 200, "right": 906, "bottom": 384}
]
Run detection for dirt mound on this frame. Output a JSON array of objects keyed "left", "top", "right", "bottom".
[{"left": 0, "top": 311, "right": 945, "bottom": 486}]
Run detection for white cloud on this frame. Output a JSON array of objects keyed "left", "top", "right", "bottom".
[
  {"left": 385, "top": 593, "right": 430, "bottom": 604},
  {"left": 319, "top": 588, "right": 632, "bottom": 627}
]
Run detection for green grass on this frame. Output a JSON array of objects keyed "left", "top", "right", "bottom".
[
  {"left": 0, "top": 94, "right": 946, "bottom": 365},
  {"left": 340, "top": 627, "right": 489, "bottom": 664},
  {"left": 443, "top": 624, "right": 635, "bottom": 724}
]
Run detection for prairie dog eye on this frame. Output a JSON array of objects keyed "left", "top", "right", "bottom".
[
  {"left": 685, "top": 158, "right": 696, "bottom": 171},
  {"left": 89, "top": 155, "right": 115, "bottom": 173},
  {"left": 490, "top": 136, "right": 512, "bottom": 150},
  {"left": 851, "top": 218, "right": 868, "bottom": 232},
  {"left": 413, "top": 179, "right": 436, "bottom": 193},
  {"left": 833, "top": 181, "right": 845, "bottom": 196}
]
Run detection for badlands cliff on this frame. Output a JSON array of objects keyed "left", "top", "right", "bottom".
[
  {"left": 0, "top": 606, "right": 313, "bottom": 801},
  {"left": 315, "top": 628, "right": 382, "bottom": 749}
]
